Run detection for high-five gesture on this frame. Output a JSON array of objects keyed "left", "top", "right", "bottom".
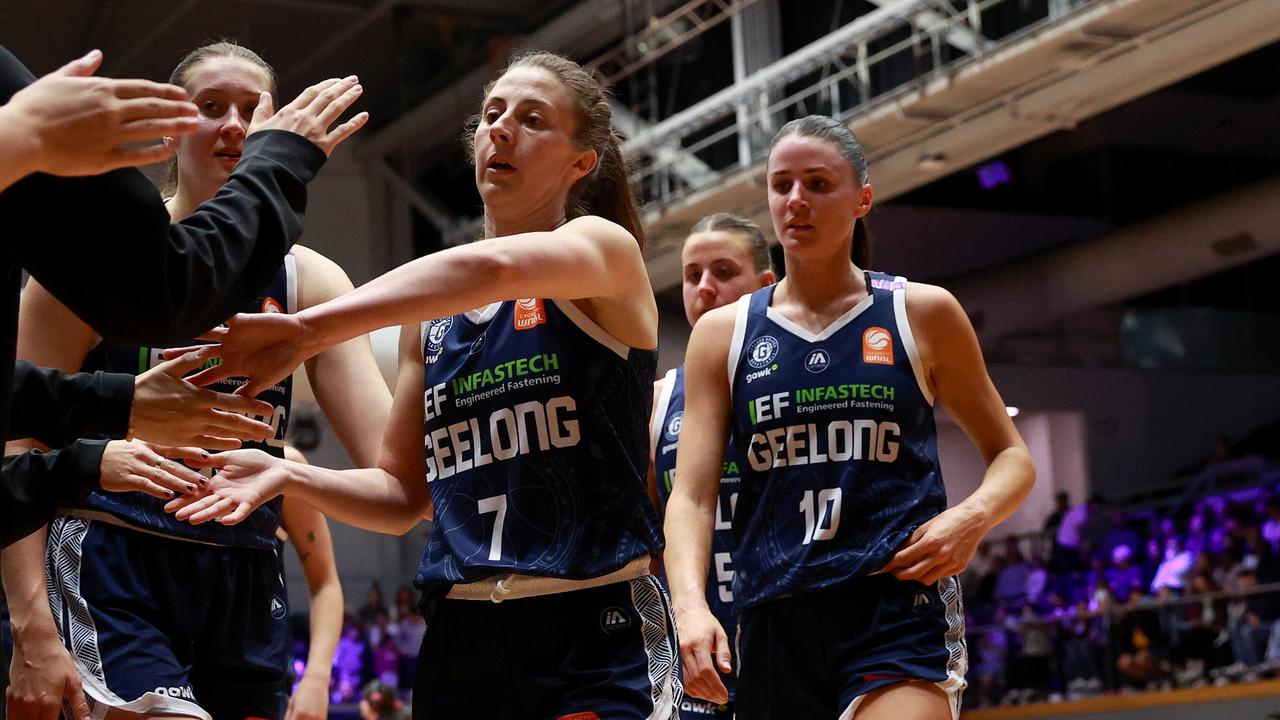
[
  {"left": 0, "top": 49, "right": 199, "bottom": 188},
  {"left": 168, "top": 312, "right": 314, "bottom": 398},
  {"left": 248, "top": 76, "right": 367, "bottom": 156},
  {"left": 131, "top": 351, "right": 278, "bottom": 449}
]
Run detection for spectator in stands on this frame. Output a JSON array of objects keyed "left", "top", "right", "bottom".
[
  {"left": 333, "top": 616, "right": 368, "bottom": 703},
  {"left": 1012, "top": 604, "right": 1053, "bottom": 702},
  {"left": 372, "top": 633, "right": 400, "bottom": 688},
  {"left": 1227, "top": 569, "right": 1268, "bottom": 669},
  {"left": 1026, "top": 555, "right": 1049, "bottom": 607},
  {"left": 972, "top": 609, "right": 1010, "bottom": 707},
  {"left": 1103, "top": 512, "right": 1144, "bottom": 562},
  {"left": 1053, "top": 494, "right": 1099, "bottom": 571},
  {"left": 1151, "top": 536, "right": 1193, "bottom": 594},
  {"left": 360, "top": 679, "right": 405, "bottom": 720},
  {"left": 358, "top": 582, "right": 388, "bottom": 625},
  {"left": 1081, "top": 496, "right": 1112, "bottom": 558},
  {"left": 1115, "top": 614, "right": 1162, "bottom": 688},
  {"left": 1044, "top": 491, "right": 1070, "bottom": 537},
  {"left": 368, "top": 608, "right": 393, "bottom": 648},
  {"left": 1262, "top": 498, "right": 1280, "bottom": 554},
  {"left": 1105, "top": 545, "right": 1145, "bottom": 604},
  {"left": 1060, "top": 599, "right": 1103, "bottom": 693},
  {"left": 1173, "top": 573, "right": 1226, "bottom": 684},
  {"left": 392, "top": 598, "right": 425, "bottom": 692},
  {"left": 391, "top": 585, "right": 416, "bottom": 621},
  {"left": 996, "top": 537, "right": 1032, "bottom": 606}
]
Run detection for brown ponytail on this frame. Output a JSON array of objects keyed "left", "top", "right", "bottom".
[{"left": 466, "top": 51, "right": 645, "bottom": 248}]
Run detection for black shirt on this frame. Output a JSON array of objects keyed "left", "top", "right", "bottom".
[{"left": 0, "top": 46, "right": 327, "bottom": 546}]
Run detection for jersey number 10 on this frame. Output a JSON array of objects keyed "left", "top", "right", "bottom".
[{"left": 799, "top": 488, "right": 842, "bottom": 545}]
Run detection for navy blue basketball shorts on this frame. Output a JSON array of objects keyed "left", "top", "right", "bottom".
[
  {"left": 46, "top": 515, "right": 291, "bottom": 720},
  {"left": 735, "top": 574, "right": 967, "bottom": 720},
  {"left": 414, "top": 573, "right": 682, "bottom": 719}
]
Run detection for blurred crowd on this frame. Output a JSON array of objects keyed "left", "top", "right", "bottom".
[{"left": 963, "top": 473, "right": 1280, "bottom": 707}]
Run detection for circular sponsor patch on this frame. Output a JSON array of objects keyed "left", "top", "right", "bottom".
[
  {"left": 747, "top": 335, "right": 779, "bottom": 369},
  {"left": 600, "top": 606, "right": 632, "bottom": 633},
  {"left": 664, "top": 411, "right": 683, "bottom": 442},
  {"left": 864, "top": 327, "right": 891, "bottom": 350},
  {"left": 426, "top": 316, "right": 453, "bottom": 350},
  {"left": 805, "top": 348, "right": 830, "bottom": 373}
]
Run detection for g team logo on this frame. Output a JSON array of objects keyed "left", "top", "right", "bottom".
[
  {"left": 747, "top": 335, "right": 780, "bottom": 369},
  {"left": 805, "top": 348, "right": 830, "bottom": 373},
  {"left": 514, "top": 298, "right": 547, "bottom": 330},
  {"left": 862, "top": 326, "right": 894, "bottom": 365},
  {"left": 261, "top": 297, "right": 284, "bottom": 314},
  {"left": 424, "top": 316, "right": 453, "bottom": 363},
  {"left": 664, "top": 411, "right": 683, "bottom": 442}
]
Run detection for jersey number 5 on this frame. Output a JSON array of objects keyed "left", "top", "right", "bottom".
[
  {"left": 478, "top": 494, "right": 508, "bottom": 561},
  {"left": 799, "top": 488, "right": 842, "bottom": 545}
]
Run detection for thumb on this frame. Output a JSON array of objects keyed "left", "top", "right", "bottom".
[
  {"left": 715, "top": 627, "right": 732, "bottom": 672},
  {"left": 250, "top": 91, "right": 275, "bottom": 130},
  {"left": 56, "top": 49, "right": 103, "bottom": 77}
]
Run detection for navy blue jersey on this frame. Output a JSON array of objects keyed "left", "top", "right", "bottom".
[
  {"left": 74, "top": 256, "right": 296, "bottom": 549},
  {"left": 415, "top": 298, "right": 661, "bottom": 587},
  {"left": 727, "top": 272, "right": 946, "bottom": 608},
  {"left": 652, "top": 365, "right": 739, "bottom": 630}
]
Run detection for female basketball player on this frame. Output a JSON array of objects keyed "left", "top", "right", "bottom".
[
  {"left": 166, "top": 51, "right": 681, "bottom": 718},
  {"left": 3, "top": 42, "right": 388, "bottom": 720},
  {"left": 665, "top": 116, "right": 1035, "bottom": 720},
  {"left": 650, "top": 213, "right": 775, "bottom": 720}
]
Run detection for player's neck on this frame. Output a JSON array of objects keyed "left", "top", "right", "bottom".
[
  {"left": 483, "top": 203, "right": 567, "bottom": 240},
  {"left": 778, "top": 252, "right": 865, "bottom": 315},
  {"left": 167, "top": 182, "right": 217, "bottom": 223}
]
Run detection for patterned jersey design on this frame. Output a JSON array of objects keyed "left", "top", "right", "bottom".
[
  {"left": 416, "top": 299, "right": 660, "bottom": 586},
  {"left": 728, "top": 272, "right": 946, "bottom": 608}
]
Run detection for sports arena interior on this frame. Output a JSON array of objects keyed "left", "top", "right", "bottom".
[{"left": 4, "top": 0, "right": 1280, "bottom": 717}]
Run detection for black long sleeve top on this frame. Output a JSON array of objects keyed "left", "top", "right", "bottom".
[{"left": 0, "top": 46, "right": 328, "bottom": 546}]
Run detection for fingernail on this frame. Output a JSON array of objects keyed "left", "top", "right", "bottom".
[
  {"left": 167, "top": 490, "right": 175, "bottom": 498},
  {"left": 346, "top": 74, "right": 358, "bottom": 81},
  {"left": 354, "top": 84, "right": 363, "bottom": 93},
  {"left": 187, "top": 484, "right": 196, "bottom": 492},
  {"left": 201, "top": 452, "right": 210, "bottom": 459},
  {"left": 199, "top": 478, "right": 208, "bottom": 485}
]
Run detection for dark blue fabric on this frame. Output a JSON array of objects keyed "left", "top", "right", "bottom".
[
  {"left": 415, "top": 299, "right": 660, "bottom": 586},
  {"left": 728, "top": 272, "right": 947, "bottom": 608}
]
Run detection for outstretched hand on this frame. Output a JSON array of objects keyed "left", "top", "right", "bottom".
[
  {"left": 168, "top": 312, "right": 312, "bottom": 398},
  {"left": 248, "top": 76, "right": 367, "bottom": 156},
  {"left": 6, "top": 49, "right": 198, "bottom": 176},
  {"left": 163, "top": 448, "right": 290, "bottom": 525},
  {"left": 673, "top": 604, "right": 732, "bottom": 704},
  {"left": 131, "top": 351, "right": 276, "bottom": 449}
]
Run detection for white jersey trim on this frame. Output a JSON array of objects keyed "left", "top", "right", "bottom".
[
  {"left": 284, "top": 252, "right": 298, "bottom": 315},
  {"left": 893, "top": 286, "right": 935, "bottom": 406},
  {"left": 726, "top": 294, "right": 752, "bottom": 394},
  {"left": 765, "top": 292, "right": 875, "bottom": 343},
  {"left": 464, "top": 302, "right": 503, "bottom": 325},
  {"left": 552, "top": 299, "right": 630, "bottom": 360},
  {"left": 651, "top": 368, "right": 678, "bottom": 457}
]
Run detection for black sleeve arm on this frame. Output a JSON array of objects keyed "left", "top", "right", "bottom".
[
  {"left": 0, "top": 440, "right": 105, "bottom": 548},
  {"left": 0, "top": 46, "right": 327, "bottom": 346},
  {"left": 8, "top": 361, "right": 133, "bottom": 446}
]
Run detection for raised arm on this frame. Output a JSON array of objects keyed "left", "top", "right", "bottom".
[
  {"left": 188, "top": 215, "right": 657, "bottom": 397},
  {"left": 880, "top": 283, "right": 1036, "bottom": 584},
  {"left": 663, "top": 305, "right": 736, "bottom": 704}
]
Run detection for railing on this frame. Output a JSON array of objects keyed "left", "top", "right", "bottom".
[
  {"left": 963, "top": 583, "right": 1280, "bottom": 709},
  {"left": 620, "top": 0, "right": 1095, "bottom": 209}
]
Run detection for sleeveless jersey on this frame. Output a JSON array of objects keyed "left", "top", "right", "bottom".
[
  {"left": 652, "top": 365, "right": 739, "bottom": 630},
  {"left": 75, "top": 255, "right": 296, "bottom": 549},
  {"left": 727, "top": 272, "right": 946, "bottom": 608},
  {"left": 415, "top": 298, "right": 661, "bottom": 587}
]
